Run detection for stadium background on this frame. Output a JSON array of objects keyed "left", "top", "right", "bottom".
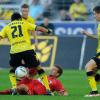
[
  {"left": 0, "top": 0, "right": 100, "bottom": 99},
  {"left": 0, "top": 0, "right": 99, "bottom": 70}
]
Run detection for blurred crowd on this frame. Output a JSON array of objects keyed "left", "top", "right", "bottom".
[{"left": 0, "top": 0, "right": 100, "bottom": 21}]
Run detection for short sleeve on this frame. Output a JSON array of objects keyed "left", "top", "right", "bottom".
[{"left": 27, "top": 22, "right": 37, "bottom": 31}]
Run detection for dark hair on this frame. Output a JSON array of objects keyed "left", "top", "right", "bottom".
[
  {"left": 11, "top": 12, "right": 22, "bottom": 21},
  {"left": 93, "top": 6, "right": 100, "bottom": 13},
  {"left": 55, "top": 65, "right": 63, "bottom": 77},
  {"left": 21, "top": 4, "right": 29, "bottom": 8}
]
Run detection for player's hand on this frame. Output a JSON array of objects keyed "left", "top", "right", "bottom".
[
  {"left": 80, "top": 30, "right": 97, "bottom": 39},
  {"left": 80, "top": 30, "right": 88, "bottom": 36}
]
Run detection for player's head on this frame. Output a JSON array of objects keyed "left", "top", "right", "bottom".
[
  {"left": 93, "top": 6, "right": 100, "bottom": 21},
  {"left": 74, "top": 0, "right": 81, "bottom": 4},
  {"left": 11, "top": 12, "right": 22, "bottom": 21},
  {"left": 17, "top": 84, "right": 29, "bottom": 95},
  {"left": 21, "top": 4, "right": 29, "bottom": 19},
  {"left": 49, "top": 65, "right": 63, "bottom": 78},
  {"left": 44, "top": 17, "right": 49, "bottom": 25}
]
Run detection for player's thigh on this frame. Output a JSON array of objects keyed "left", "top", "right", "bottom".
[
  {"left": 9, "top": 53, "right": 22, "bottom": 68},
  {"left": 92, "top": 53, "right": 100, "bottom": 70},
  {"left": 22, "top": 50, "right": 40, "bottom": 68},
  {"left": 85, "top": 59, "right": 97, "bottom": 72}
]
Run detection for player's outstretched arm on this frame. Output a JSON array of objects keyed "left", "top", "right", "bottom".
[
  {"left": 36, "top": 26, "right": 52, "bottom": 35},
  {"left": 81, "top": 30, "right": 98, "bottom": 39}
]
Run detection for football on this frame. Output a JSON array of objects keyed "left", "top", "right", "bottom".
[{"left": 15, "top": 66, "right": 28, "bottom": 78}]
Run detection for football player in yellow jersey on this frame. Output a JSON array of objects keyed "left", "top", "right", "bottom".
[
  {"left": 21, "top": 4, "right": 38, "bottom": 49},
  {"left": 81, "top": 6, "right": 100, "bottom": 97},
  {"left": 21, "top": 4, "right": 35, "bottom": 24},
  {"left": 0, "top": 12, "right": 52, "bottom": 95}
]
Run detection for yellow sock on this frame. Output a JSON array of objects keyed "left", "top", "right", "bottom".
[
  {"left": 40, "top": 73, "right": 50, "bottom": 90},
  {"left": 37, "top": 66, "right": 50, "bottom": 91},
  {"left": 9, "top": 73, "right": 17, "bottom": 89},
  {"left": 87, "top": 76, "right": 97, "bottom": 91}
]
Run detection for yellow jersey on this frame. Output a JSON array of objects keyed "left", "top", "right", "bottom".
[
  {"left": 97, "top": 23, "right": 100, "bottom": 53},
  {"left": 0, "top": 20, "right": 36, "bottom": 54},
  {"left": 69, "top": 3, "right": 87, "bottom": 20},
  {"left": 22, "top": 16, "right": 35, "bottom": 24}
]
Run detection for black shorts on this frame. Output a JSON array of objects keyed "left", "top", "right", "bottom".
[
  {"left": 92, "top": 53, "right": 100, "bottom": 69},
  {"left": 9, "top": 50, "right": 40, "bottom": 68}
]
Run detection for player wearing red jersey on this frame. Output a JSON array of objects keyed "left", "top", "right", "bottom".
[
  {"left": 0, "top": 65, "right": 67, "bottom": 96},
  {"left": 0, "top": 77, "right": 46, "bottom": 95},
  {"left": 17, "top": 76, "right": 46, "bottom": 95},
  {"left": 0, "top": 69, "right": 46, "bottom": 95},
  {"left": 38, "top": 65, "right": 68, "bottom": 96}
]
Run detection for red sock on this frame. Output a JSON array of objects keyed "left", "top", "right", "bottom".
[{"left": 0, "top": 89, "right": 12, "bottom": 95}]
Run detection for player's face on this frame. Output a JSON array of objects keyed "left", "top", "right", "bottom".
[
  {"left": 50, "top": 67, "right": 60, "bottom": 78},
  {"left": 21, "top": 8, "right": 29, "bottom": 19},
  {"left": 44, "top": 18, "right": 49, "bottom": 25},
  {"left": 74, "top": 0, "right": 80, "bottom": 4},
  {"left": 94, "top": 11, "right": 100, "bottom": 21}
]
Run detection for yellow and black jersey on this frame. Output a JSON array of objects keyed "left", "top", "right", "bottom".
[
  {"left": 0, "top": 20, "right": 36, "bottom": 54},
  {"left": 22, "top": 16, "right": 35, "bottom": 24}
]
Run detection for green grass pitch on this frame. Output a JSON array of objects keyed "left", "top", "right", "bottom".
[{"left": 0, "top": 70, "right": 100, "bottom": 100}]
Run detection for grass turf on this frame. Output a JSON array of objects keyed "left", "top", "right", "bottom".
[{"left": 0, "top": 70, "right": 100, "bottom": 100}]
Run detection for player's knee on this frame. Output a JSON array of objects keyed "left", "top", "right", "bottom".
[
  {"left": 28, "top": 60, "right": 40, "bottom": 68},
  {"left": 86, "top": 71, "right": 94, "bottom": 76},
  {"left": 85, "top": 60, "right": 96, "bottom": 72},
  {"left": 85, "top": 64, "right": 91, "bottom": 71},
  {"left": 34, "top": 60, "right": 40, "bottom": 68}
]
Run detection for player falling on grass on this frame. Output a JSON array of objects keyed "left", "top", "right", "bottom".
[
  {"left": 81, "top": 6, "right": 100, "bottom": 96},
  {"left": 39, "top": 65, "right": 68, "bottom": 96},
  {"left": 0, "top": 69, "right": 47, "bottom": 95},
  {"left": 0, "top": 65, "right": 68, "bottom": 96},
  {"left": 0, "top": 12, "right": 52, "bottom": 95}
]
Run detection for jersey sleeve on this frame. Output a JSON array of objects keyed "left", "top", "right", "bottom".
[
  {"left": 0, "top": 26, "right": 8, "bottom": 38},
  {"left": 27, "top": 22, "right": 37, "bottom": 31}
]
